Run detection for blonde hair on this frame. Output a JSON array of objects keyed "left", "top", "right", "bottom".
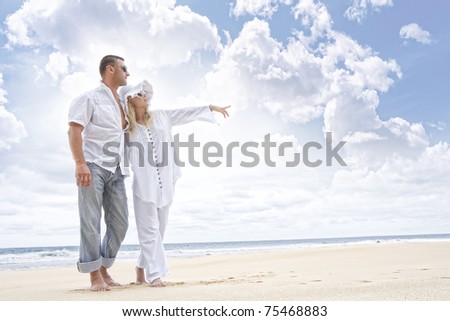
[{"left": 126, "top": 96, "right": 152, "bottom": 134}]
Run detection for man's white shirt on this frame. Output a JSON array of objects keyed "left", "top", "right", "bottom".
[{"left": 68, "top": 81, "right": 129, "bottom": 175}]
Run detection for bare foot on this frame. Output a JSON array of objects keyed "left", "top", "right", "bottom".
[
  {"left": 135, "top": 267, "right": 148, "bottom": 285},
  {"left": 99, "top": 266, "right": 121, "bottom": 286},
  {"left": 90, "top": 270, "right": 110, "bottom": 291},
  {"left": 149, "top": 278, "right": 166, "bottom": 287}
]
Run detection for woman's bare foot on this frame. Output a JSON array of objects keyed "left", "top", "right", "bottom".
[
  {"left": 99, "top": 266, "right": 121, "bottom": 286},
  {"left": 149, "top": 278, "right": 166, "bottom": 287},
  {"left": 90, "top": 270, "right": 110, "bottom": 291},
  {"left": 135, "top": 267, "right": 147, "bottom": 285}
]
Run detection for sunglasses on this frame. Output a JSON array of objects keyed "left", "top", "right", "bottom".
[
  {"left": 135, "top": 91, "right": 148, "bottom": 99},
  {"left": 109, "top": 64, "right": 128, "bottom": 73}
]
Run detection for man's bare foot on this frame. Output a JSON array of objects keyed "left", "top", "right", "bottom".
[
  {"left": 135, "top": 267, "right": 147, "bottom": 285},
  {"left": 99, "top": 266, "right": 121, "bottom": 286},
  {"left": 90, "top": 270, "right": 110, "bottom": 291},
  {"left": 149, "top": 278, "right": 166, "bottom": 287}
]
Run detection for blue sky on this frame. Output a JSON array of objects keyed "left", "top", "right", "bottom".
[{"left": 0, "top": 0, "right": 449, "bottom": 248}]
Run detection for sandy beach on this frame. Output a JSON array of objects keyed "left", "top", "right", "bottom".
[{"left": 0, "top": 242, "right": 449, "bottom": 301}]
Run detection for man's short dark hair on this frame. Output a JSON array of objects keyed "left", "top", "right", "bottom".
[{"left": 99, "top": 55, "right": 124, "bottom": 75}]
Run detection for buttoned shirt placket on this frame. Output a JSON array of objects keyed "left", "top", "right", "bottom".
[{"left": 147, "top": 128, "right": 163, "bottom": 191}]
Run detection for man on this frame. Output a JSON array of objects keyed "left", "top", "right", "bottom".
[{"left": 68, "top": 55, "right": 130, "bottom": 291}]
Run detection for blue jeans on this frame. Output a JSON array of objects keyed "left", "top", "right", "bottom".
[{"left": 77, "top": 163, "right": 128, "bottom": 273}]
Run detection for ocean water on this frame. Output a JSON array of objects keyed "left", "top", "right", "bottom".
[{"left": 1, "top": 234, "right": 449, "bottom": 271}]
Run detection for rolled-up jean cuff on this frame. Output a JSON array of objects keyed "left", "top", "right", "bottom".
[
  {"left": 102, "top": 257, "right": 115, "bottom": 269},
  {"left": 77, "top": 258, "right": 102, "bottom": 273}
]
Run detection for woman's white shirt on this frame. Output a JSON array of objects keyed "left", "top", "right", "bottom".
[{"left": 126, "top": 106, "right": 217, "bottom": 207}]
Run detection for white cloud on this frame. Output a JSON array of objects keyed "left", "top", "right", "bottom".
[
  {"left": 426, "top": 121, "right": 446, "bottom": 131},
  {"left": 343, "top": 131, "right": 385, "bottom": 144},
  {"left": 45, "top": 51, "right": 69, "bottom": 80},
  {"left": 399, "top": 23, "right": 432, "bottom": 45},
  {"left": 60, "top": 72, "right": 98, "bottom": 97},
  {"left": 4, "top": 0, "right": 62, "bottom": 47},
  {"left": 0, "top": 165, "right": 79, "bottom": 247},
  {"left": 330, "top": 141, "right": 450, "bottom": 218},
  {"left": 203, "top": 17, "right": 328, "bottom": 124},
  {"left": 345, "top": 0, "right": 393, "bottom": 23},
  {"left": 231, "top": 0, "right": 293, "bottom": 18},
  {"left": 203, "top": 1, "right": 402, "bottom": 136},
  {"left": 339, "top": 119, "right": 429, "bottom": 170},
  {"left": 0, "top": 73, "right": 27, "bottom": 150},
  {"left": 0, "top": 76, "right": 6, "bottom": 106},
  {"left": 5, "top": 0, "right": 221, "bottom": 70},
  {"left": 292, "top": 0, "right": 332, "bottom": 44},
  {"left": 0, "top": 106, "right": 27, "bottom": 150}
]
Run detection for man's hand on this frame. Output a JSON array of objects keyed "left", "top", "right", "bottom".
[
  {"left": 76, "top": 163, "right": 91, "bottom": 188},
  {"left": 209, "top": 105, "right": 231, "bottom": 118},
  {"left": 68, "top": 122, "right": 90, "bottom": 187}
]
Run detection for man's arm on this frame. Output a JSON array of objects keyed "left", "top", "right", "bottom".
[{"left": 68, "top": 122, "right": 91, "bottom": 187}]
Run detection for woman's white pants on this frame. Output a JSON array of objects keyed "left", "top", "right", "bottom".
[{"left": 133, "top": 194, "right": 171, "bottom": 283}]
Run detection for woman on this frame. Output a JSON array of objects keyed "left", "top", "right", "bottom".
[{"left": 120, "top": 80, "right": 230, "bottom": 287}]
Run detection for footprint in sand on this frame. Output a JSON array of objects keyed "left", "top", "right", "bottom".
[
  {"left": 163, "top": 281, "right": 186, "bottom": 287},
  {"left": 199, "top": 279, "right": 226, "bottom": 285}
]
